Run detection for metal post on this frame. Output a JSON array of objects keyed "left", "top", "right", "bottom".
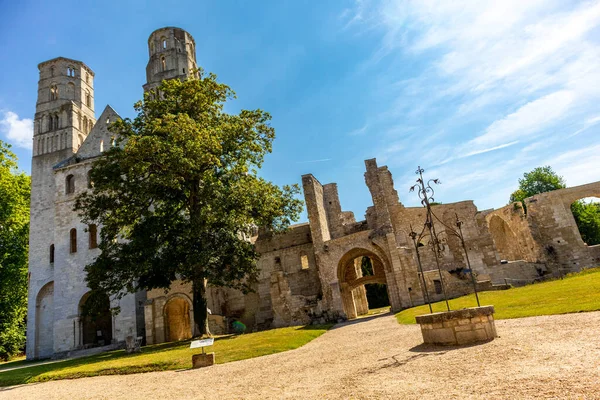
[
  {"left": 456, "top": 213, "right": 480, "bottom": 307},
  {"left": 410, "top": 226, "right": 433, "bottom": 313}
]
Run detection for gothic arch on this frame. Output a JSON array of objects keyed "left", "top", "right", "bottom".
[
  {"left": 78, "top": 291, "right": 113, "bottom": 347},
  {"left": 488, "top": 215, "right": 523, "bottom": 261},
  {"left": 163, "top": 294, "right": 193, "bottom": 342},
  {"left": 35, "top": 281, "right": 54, "bottom": 359},
  {"left": 337, "top": 248, "right": 391, "bottom": 319}
]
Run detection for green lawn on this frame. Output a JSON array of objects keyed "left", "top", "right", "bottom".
[
  {"left": 396, "top": 267, "right": 600, "bottom": 324},
  {"left": 0, "top": 324, "right": 331, "bottom": 387}
]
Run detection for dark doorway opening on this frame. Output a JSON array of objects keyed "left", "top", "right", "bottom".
[
  {"left": 80, "top": 292, "right": 112, "bottom": 348},
  {"left": 365, "top": 283, "right": 390, "bottom": 309}
]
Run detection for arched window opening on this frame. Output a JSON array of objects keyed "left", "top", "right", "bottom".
[
  {"left": 54, "top": 115, "right": 59, "bottom": 130},
  {"left": 65, "top": 174, "right": 75, "bottom": 194},
  {"left": 87, "top": 170, "right": 94, "bottom": 188},
  {"left": 571, "top": 197, "right": 600, "bottom": 246},
  {"left": 50, "top": 84, "right": 58, "bottom": 100},
  {"left": 49, "top": 244, "right": 55, "bottom": 263},
  {"left": 110, "top": 137, "right": 116, "bottom": 147},
  {"left": 83, "top": 116, "right": 88, "bottom": 134},
  {"left": 161, "top": 56, "right": 166, "bottom": 72},
  {"left": 50, "top": 66, "right": 55, "bottom": 77},
  {"left": 70, "top": 228, "right": 77, "bottom": 253},
  {"left": 162, "top": 37, "right": 167, "bottom": 49},
  {"left": 360, "top": 256, "right": 374, "bottom": 276},
  {"left": 99, "top": 140, "right": 104, "bottom": 153},
  {"left": 88, "top": 120, "right": 93, "bottom": 133},
  {"left": 85, "top": 90, "right": 91, "bottom": 107},
  {"left": 88, "top": 224, "right": 98, "bottom": 249}
]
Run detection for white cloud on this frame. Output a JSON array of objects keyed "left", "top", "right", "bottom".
[
  {"left": 545, "top": 145, "right": 600, "bottom": 186},
  {"left": 470, "top": 90, "right": 574, "bottom": 149},
  {"left": 341, "top": 1, "right": 600, "bottom": 209},
  {"left": 0, "top": 111, "right": 33, "bottom": 150}
]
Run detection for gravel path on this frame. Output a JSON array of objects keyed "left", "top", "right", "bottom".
[{"left": 3, "top": 312, "right": 600, "bottom": 399}]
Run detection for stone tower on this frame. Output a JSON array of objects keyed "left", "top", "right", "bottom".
[
  {"left": 27, "top": 57, "right": 96, "bottom": 359},
  {"left": 143, "top": 27, "right": 198, "bottom": 92}
]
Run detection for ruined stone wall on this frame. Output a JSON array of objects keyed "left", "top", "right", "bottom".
[
  {"left": 144, "top": 223, "right": 322, "bottom": 343},
  {"left": 485, "top": 203, "right": 539, "bottom": 262},
  {"left": 525, "top": 182, "right": 600, "bottom": 274}
]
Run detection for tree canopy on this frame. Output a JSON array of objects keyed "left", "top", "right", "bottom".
[
  {"left": 509, "top": 166, "right": 600, "bottom": 246},
  {"left": 509, "top": 166, "right": 566, "bottom": 203},
  {"left": 74, "top": 71, "right": 303, "bottom": 335},
  {"left": 0, "top": 140, "right": 30, "bottom": 360}
]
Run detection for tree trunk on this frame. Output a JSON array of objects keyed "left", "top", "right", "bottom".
[{"left": 192, "top": 278, "right": 211, "bottom": 337}]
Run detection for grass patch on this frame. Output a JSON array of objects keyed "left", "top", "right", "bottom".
[
  {"left": 0, "top": 324, "right": 331, "bottom": 387},
  {"left": 396, "top": 267, "right": 600, "bottom": 324}
]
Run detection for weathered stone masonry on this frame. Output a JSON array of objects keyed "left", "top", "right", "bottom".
[{"left": 27, "top": 27, "right": 600, "bottom": 357}]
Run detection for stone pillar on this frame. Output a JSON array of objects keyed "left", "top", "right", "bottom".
[
  {"left": 144, "top": 300, "right": 155, "bottom": 345},
  {"left": 301, "top": 174, "right": 331, "bottom": 247},
  {"left": 352, "top": 286, "right": 369, "bottom": 315},
  {"left": 153, "top": 297, "right": 166, "bottom": 344},
  {"left": 340, "top": 283, "right": 357, "bottom": 319}
]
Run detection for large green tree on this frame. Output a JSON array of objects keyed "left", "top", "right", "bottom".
[
  {"left": 74, "top": 72, "right": 303, "bottom": 336},
  {"left": 509, "top": 166, "right": 566, "bottom": 203},
  {"left": 0, "top": 141, "right": 30, "bottom": 360},
  {"left": 510, "top": 166, "right": 600, "bottom": 246}
]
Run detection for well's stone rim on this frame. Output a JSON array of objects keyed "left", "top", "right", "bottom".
[{"left": 415, "top": 305, "right": 495, "bottom": 324}]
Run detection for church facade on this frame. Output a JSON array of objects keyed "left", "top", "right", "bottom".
[{"left": 27, "top": 27, "right": 600, "bottom": 359}]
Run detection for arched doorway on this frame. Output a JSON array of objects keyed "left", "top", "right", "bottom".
[
  {"left": 338, "top": 249, "right": 391, "bottom": 319},
  {"left": 35, "top": 281, "right": 54, "bottom": 359},
  {"left": 164, "top": 296, "right": 192, "bottom": 342},
  {"left": 488, "top": 215, "right": 523, "bottom": 261},
  {"left": 79, "top": 292, "right": 113, "bottom": 347},
  {"left": 570, "top": 197, "right": 600, "bottom": 246}
]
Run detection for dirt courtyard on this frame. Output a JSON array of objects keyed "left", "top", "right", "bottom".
[{"left": 2, "top": 311, "right": 599, "bottom": 399}]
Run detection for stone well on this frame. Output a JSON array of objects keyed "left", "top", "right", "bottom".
[{"left": 415, "top": 306, "right": 497, "bottom": 346}]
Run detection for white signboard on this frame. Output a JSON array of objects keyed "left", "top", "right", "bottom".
[{"left": 190, "top": 338, "right": 214, "bottom": 349}]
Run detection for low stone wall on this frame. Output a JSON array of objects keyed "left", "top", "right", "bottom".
[{"left": 415, "top": 306, "right": 497, "bottom": 346}]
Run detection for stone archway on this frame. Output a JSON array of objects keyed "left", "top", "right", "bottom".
[
  {"left": 337, "top": 249, "right": 391, "bottom": 319},
  {"left": 488, "top": 215, "right": 524, "bottom": 261},
  {"left": 35, "top": 281, "right": 54, "bottom": 359},
  {"left": 164, "top": 296, "right": 192, "bottom": 342},
  {"left": 79, "top": 292, "right": 113, "bottom": 347}
]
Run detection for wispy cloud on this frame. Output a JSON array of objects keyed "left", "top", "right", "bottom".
[
  {"left": 0, "top": 111, "right": 32, "bottom": 149},
  {"left": 341, "top": 0, "right": 600, "bottom": 208},
  {"left": 469, "top": 90, "right": 574, "bottom": 150},
  {"left": 295, "top": 158, "right": 332, "bottom": 164}
]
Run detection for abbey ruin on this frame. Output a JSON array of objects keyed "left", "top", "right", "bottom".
[{"left": 26, "top": 27, "right": 600, "bottom": 359}]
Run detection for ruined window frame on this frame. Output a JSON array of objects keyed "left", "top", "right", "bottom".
[{"left": 65, "top": 174, "right": 75, "bottom": 195}]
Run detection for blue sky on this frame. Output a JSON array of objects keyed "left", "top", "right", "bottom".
[{"left": 1, "top": 0, "right": 599, "bottom": 221}]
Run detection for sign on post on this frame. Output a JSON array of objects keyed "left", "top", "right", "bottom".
[{"left": 190, "top": 338, "right": 214, "bottom": 353}]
